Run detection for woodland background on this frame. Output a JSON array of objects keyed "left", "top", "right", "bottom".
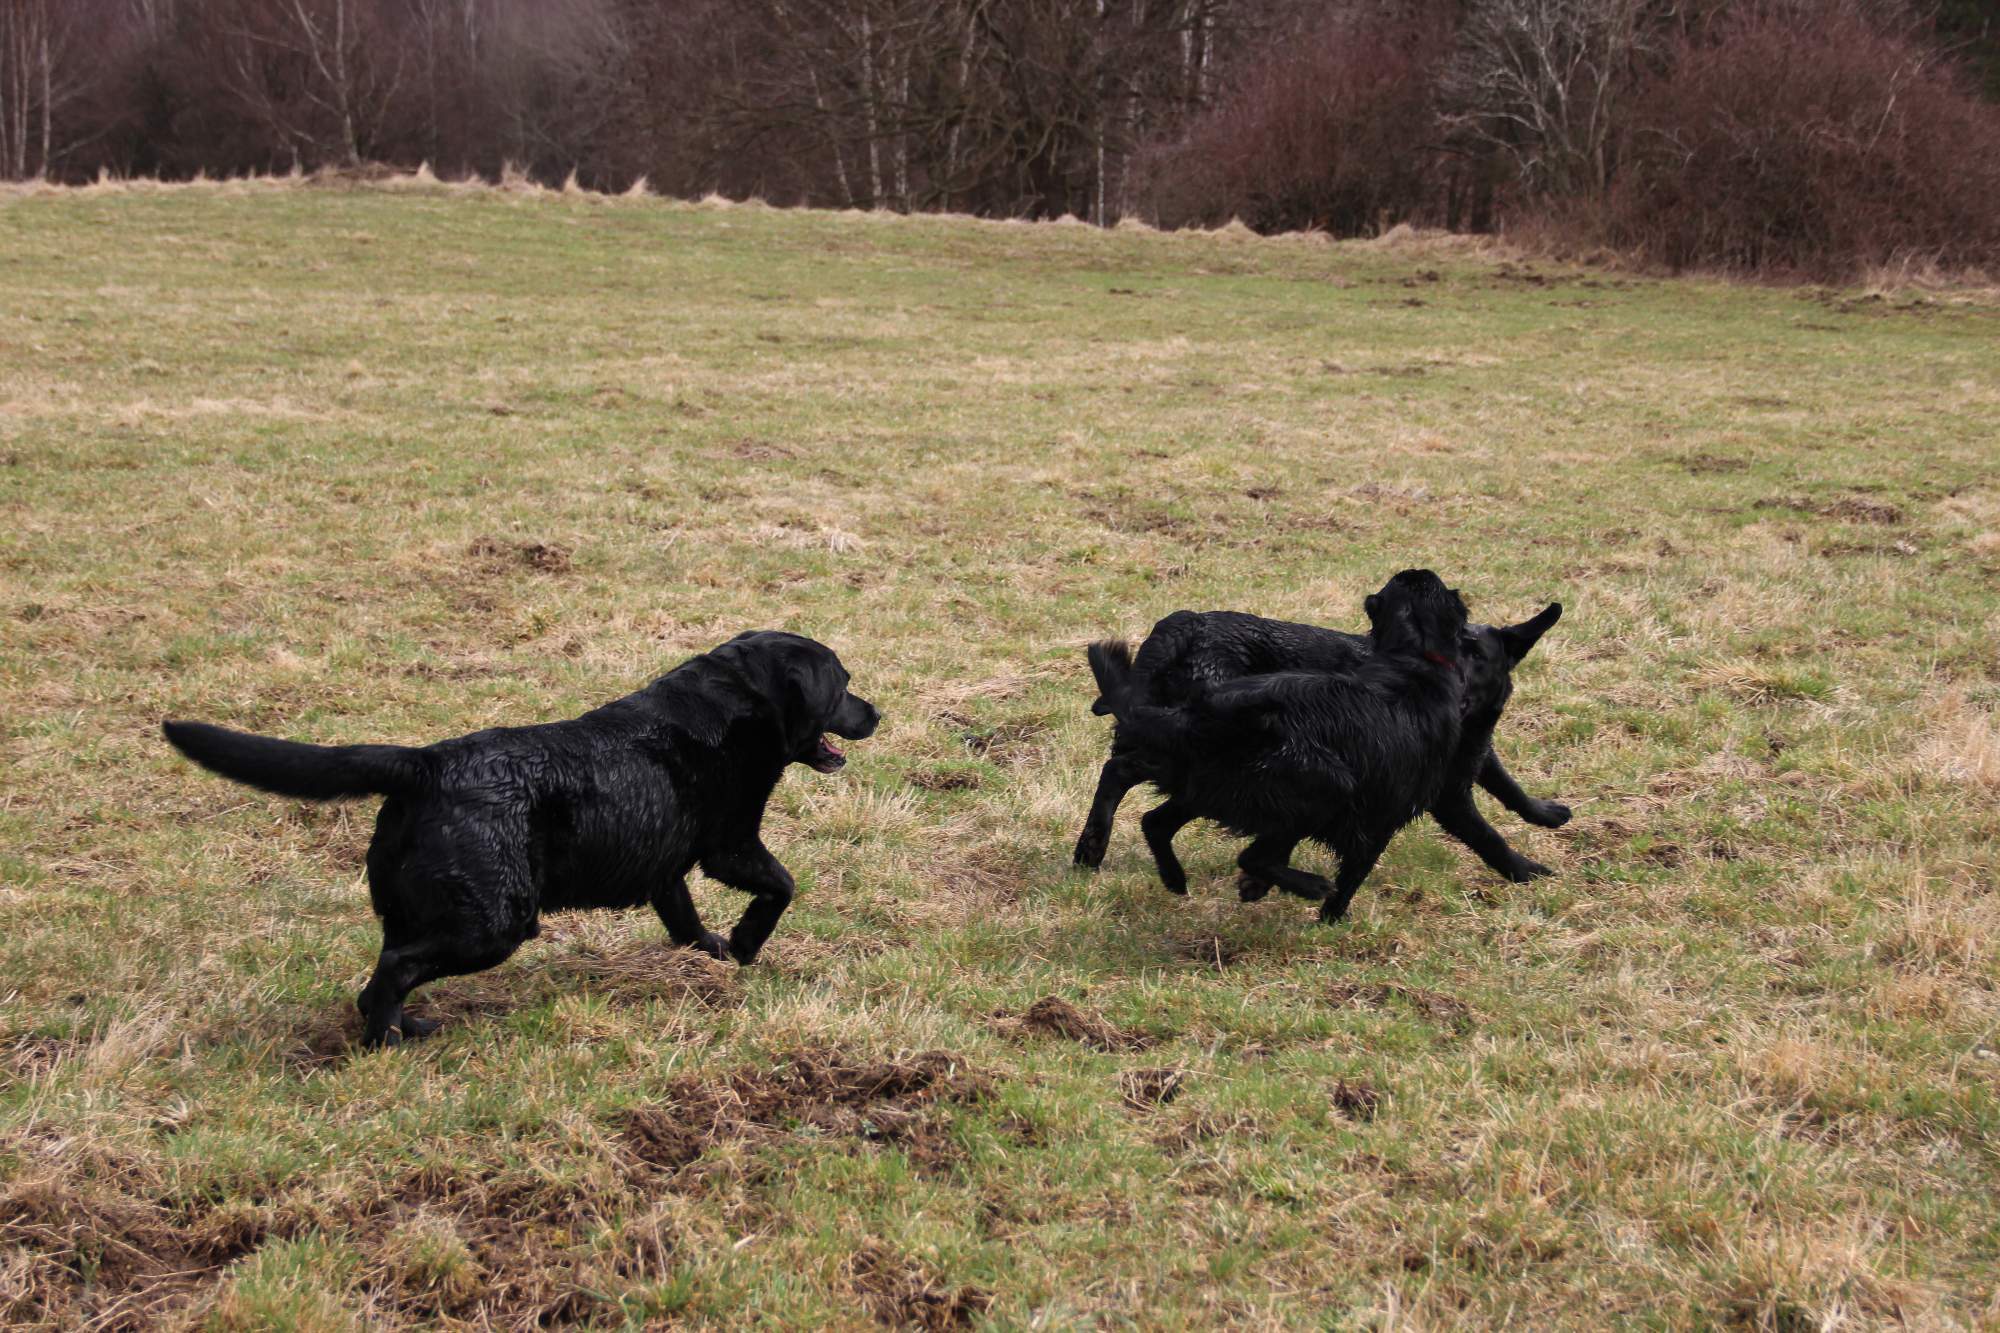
[{"left": 4, "top": 0, "right": 1999, "bottom": 275}]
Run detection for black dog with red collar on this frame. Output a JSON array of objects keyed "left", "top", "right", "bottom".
[{"left": 1085, "top": 570, "right": 1553, "bottom": 924}]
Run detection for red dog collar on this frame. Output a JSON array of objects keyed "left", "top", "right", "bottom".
[{"left": 1423, "top": 651, "right": 1457, "bottom": 671}]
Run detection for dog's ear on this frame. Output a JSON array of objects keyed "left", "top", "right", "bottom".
[
  {"left": 782, "top": 651, "right": 841, "bottom": 732},
  {"left": 1498, "top": 602, "right": 1561, "bottom": 664},
  {"left": 1363, "top": 591, "right": 1404, "bottom": 637}
]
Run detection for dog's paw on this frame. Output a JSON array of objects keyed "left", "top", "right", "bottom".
[
  {"left": 1072, "top": 831, "right": 1108, "bottom": 869},
  {"left": 1524, "top": 801, "right": 1572, "bottom": 829},
  {"left": 1314, "top": 901, "right": 1349, "bottom": 926},
  {"left": 691, "top": 931, "right": 731, "bottom": 961},
  {"left": 727, "top": 932, "right": 761, "bottom": 966},
  {"left": 1237, "top": 873, "right": 1272, "bottom": 903},
  {"left": 1500, "top": 858, "right": 1554, "bottom": 883}
]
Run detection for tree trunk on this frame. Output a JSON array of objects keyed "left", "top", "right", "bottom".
[
  {"left": 858, "top": 8, "right": 882, "bottom": 207},
  {"left": 811, "top": 67, "right": 854, "bottom": 207},
  {"left": 333, "top": 0, "right": 359, "bottom": 165},
  {"left": 38, "top": 12, "right": 50, "bottom": 179},
  {"left": 894, "top": 50, "right": 909, "bottom": 210}
]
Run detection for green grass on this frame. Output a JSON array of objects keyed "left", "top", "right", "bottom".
[{"left": 2, "top": 177, "right": 1998, "bottom": 1329}]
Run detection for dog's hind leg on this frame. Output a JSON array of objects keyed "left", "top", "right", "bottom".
[
  {"left": 1236, "top": 836, "right": 1331, "bottom": 902},
  {"left": 1317, "top": 834, "right": 1390, "bottom": 925},
  {"left": 357, "top": 930, "right": 525, "bottom": 1048},
  {"left": 1072, "top": 754, "right": 1140, "bottom": 869},
  {"left": 1139, "top": 797, "right": 1196, "bottom": 895},
  {"left": 699, "top": 841, "right": 796, "bottom": 965},
  {"left": 1477, "top": 749, "right": 1571, "bottom": 828},
  {"left": 1432, "top": 787, "right": 1553, "bottom": 884},
  {"left": 650, "top": 875, "right": 730, "bottom": 960}
]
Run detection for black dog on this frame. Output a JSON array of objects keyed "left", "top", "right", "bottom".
[
  {"left": 1074, "top": 597, "right": 1566, "bottom": 885},
  {"left": 163, "top": 630, "right": 880, "bottom": 1047},
  {"left": 1088, "top": 570, "right": 1497, "bottom": 923}
]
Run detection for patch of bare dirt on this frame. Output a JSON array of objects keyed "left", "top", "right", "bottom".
[
  {"left": 1325, "top": 982, "right": 1475, "bottom": 1034},
  {"left": 1168, "top": 933, "right": 1243, "bottom": 971},
  {"left": 0, "top": 1144, "right": 283, "bottom": 1330},
  {"left": 999, "top": 996, "right": 1149, "bottom": 1052},
  {"left": 2, "top": 1033, "right": 79, "bottom": 1081},
  {"left": 467, "top": 535, "right": 574, "bottom": 572},
  {"left": 907, "top": 767, "right": 982, "bottom": 792},
  {"left": 959, "top": 719, "right": 1048, "bottom": 766},
  {"left": 1151, "top": 1112, "right": 1259, "bottom": 1153},
  {"left": 1753, "top": 494, "right": 1903, "bottom": 525},
  {"left": 845, "top": 1242, "right": 992, "bottom": 1329},
  {"left": 623, "top": 1048, "right": 989, "bottom": 1180},
  {"left": 1680, "top": 453, "right": 1749, "bottom": 474},
  {"left": 1331, "top": 1079, "right": 1383, "bottom": 1120},
  {"left": 1120, "top": 1068, "right": 1186, "bottom": 1110}
]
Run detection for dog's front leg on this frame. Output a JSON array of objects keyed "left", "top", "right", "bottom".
[
  {"left": 1073, "top": 752, "right": 1141, "bottom": 869},
  {"left": 1476, "top": 748, "right": 1571, "bottom": 828},
  {"left": 700, "top": 842, "right": 796, "bottom": 964},
  {"left": 650, "top": 875, "right": 730, "bottom": 960},
  {"left": 1431, "top": 787, "right": 1552, "bottom": 884},
  {"left": 1139, "top": 797, "right": 1196, "bottom": 894}
]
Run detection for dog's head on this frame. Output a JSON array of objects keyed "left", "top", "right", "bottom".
[
  {"left": 1363, "top": 569, "right": 1469, "bottom": 662},
  {"left": 715, "top": 630, "right": 881, "bottom": 772},
  {"left": 1456, "top": 602, "right": 1562, "bottom": 721}
]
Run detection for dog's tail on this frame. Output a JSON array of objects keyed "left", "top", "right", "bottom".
[
  {"left": 162, "top": 720, "right": 423, "bottom": 800},
  {"left": 1086, "top": 639, "right": 1137, "bottom": 717}
]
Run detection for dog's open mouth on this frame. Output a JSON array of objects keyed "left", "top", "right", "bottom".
[{"left": 806, "top": 736, "right": 847, "bottom": 772}]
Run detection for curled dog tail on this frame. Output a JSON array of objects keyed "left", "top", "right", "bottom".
[
  {"left": 1086, "top": 639, "right": 1136, "bottom": 717},
  {"left": 162, "top": 720, "right": 422, "bottom": 800}
]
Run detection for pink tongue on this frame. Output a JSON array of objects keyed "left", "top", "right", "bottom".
[{"left": 822, "top": 740, "right": 844, "bottom": 760}]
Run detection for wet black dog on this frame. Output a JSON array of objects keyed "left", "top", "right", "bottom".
[
  {"left": 1087, "top": 570, "right": 1540, "bottom": 923},
  {"left": 1074, "top": 595, "right": 1566, "bottom": 885},
  {"left": 163, "top": 630, "right": 880, "bottom": 1046}
]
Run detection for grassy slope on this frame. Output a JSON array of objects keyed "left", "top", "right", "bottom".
[{"left": 1, "top": 180, "right": 1997, "bottom": 1329}]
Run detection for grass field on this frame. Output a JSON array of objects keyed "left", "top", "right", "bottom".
[{"left": 2, "top": 177, "right": 1998, "bottom": 1330}]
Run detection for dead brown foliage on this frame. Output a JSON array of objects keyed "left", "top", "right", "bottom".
[
  {"left": 1753, "top": 495, "right": 1903, "bottom": 525},
  {"left": 1120, "top": 1068, "right": 1186, "bottom": 1110},
  {"left": 1000, "top": 996, "right": 1151, "bottom": 1052},
  {"left": 1325, "top": 982, "right": 1475, "bottom": 1034},
  {"left": 1331, "top": 1079, "right": 1383, "bottom": 1121},
  {"left": 845, "top": 1242, "right": 992, "bottom": 1330},
  {"left": 623, "top": 1047, "right": 990, "bottom": 1179},
  {"left": 466, "top": 536, "right": 574, "bottom": 574}
]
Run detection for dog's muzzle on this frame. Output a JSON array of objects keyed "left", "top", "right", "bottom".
[{"left": 806, "top": 736, "right": 848, "bottom": 772}]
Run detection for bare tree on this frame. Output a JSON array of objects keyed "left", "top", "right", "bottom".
[
  {"left": 216, "top": 0, "right": 409, "bottom": 168},
  {"left": 0, "top": 0, "right": 92, "bottom": 179},
  {"left": 1440, "top": 0, "right": 1655, "bottom": 198}
]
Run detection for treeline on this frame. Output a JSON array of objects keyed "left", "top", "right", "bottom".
[
  {"left": 0, "top": 0, "right": 1321, "bottom": 221},
  {"left": 4, "top": 0, "right": 1998, "bottom": 276},
  {"left": 1140, "top": 0, "right": 2000, "bottom": 275}
]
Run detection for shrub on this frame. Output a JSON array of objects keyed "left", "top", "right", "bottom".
[
  {"left": 1599, "top": 5, "right": 2000, "bottom": 277},
  {"left": 1129, "top": 4, "right": 1462, "bottom": 236}
]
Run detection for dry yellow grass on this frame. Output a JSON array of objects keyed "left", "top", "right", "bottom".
[{"left": 0, "top": 178, "right": 1996, "bottom": 1328}]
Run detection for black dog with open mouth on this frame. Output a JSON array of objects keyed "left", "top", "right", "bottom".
[{"left": 163, "top": 630, "right": 879, "bottom": 1046}]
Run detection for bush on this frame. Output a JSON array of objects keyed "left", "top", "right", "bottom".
[
  {"left": 1130, "top": 4, "right": 1462, "bottom": 236},
  {"left": 1599, "top": 6, "right": 2000, "bottom": 277}
]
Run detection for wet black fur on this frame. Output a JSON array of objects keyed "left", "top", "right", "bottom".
[
  {"left": 1083, "top": 571, "right": 1560, "bottom": 922},
  {"left": 162, "top": 630, "right": 880, "bottom": 1047},
  {"left": 1072, "top": 591, "right": 1567, "bottom": 889}
]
